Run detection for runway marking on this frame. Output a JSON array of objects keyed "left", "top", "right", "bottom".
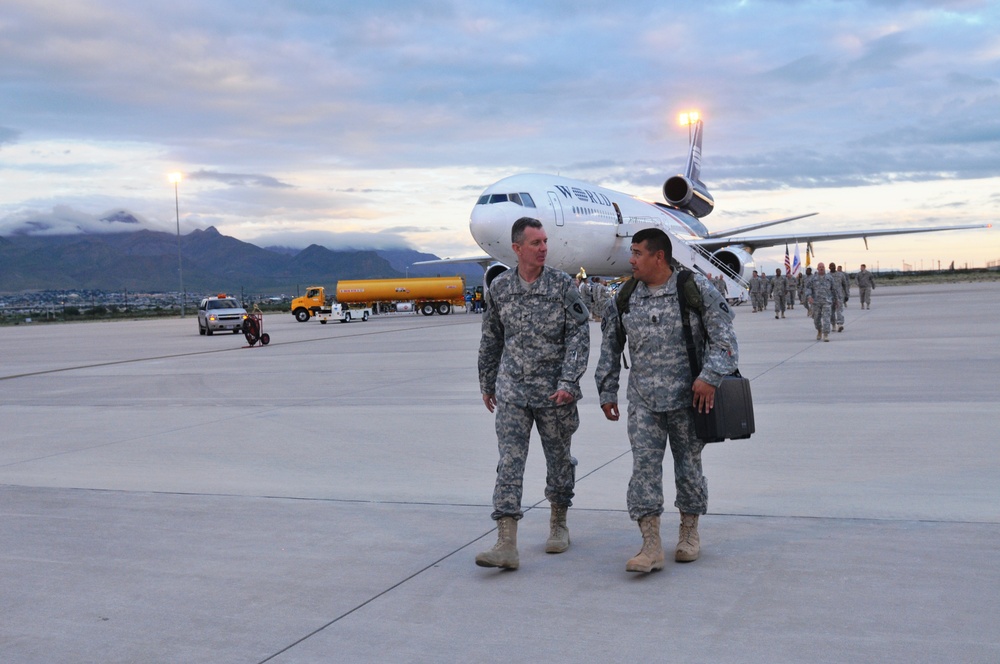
[{"left": 0, "top": 318, "right": 481, "bottom": 382}]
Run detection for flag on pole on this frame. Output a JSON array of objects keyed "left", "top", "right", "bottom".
[
  {"left": 784, "top": 244, "right": 791, "bottom": 275},
  {"left": 792, "top": 242, "right": 801, "bottom": 276},
  {"left": 805, "top": 242, "right": 812, "bottom": 267}
]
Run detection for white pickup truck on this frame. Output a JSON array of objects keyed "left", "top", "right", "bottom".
[{"left": 317, "top": 302, "right": 372, "bottom": 324}]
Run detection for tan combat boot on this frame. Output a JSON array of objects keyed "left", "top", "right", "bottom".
[
  {"left": 676, "top": 513, "right": 700, "bottom": 562},
  {"left": 823, "top": 333, "right": 830, "bottom": 342},
  {"left": 816, "top": 330, "right": 822, "bottom": 340},
  {"left": 475, "top": 516, "right": 519, "bottom": 569},
  {"left": 545, "top": 504, "right": 570, "bottom": 554},
  {"left": 626, "top": 515, "right": 665, "bottom": 573}
]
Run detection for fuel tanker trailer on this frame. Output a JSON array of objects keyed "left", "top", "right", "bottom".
[{"left": 290, "top": 276, "right": 466, "bottom": 321}]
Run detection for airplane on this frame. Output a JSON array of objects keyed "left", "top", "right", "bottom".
[{"left": 418, "top": 115, "right": 991, "bottom": 298}]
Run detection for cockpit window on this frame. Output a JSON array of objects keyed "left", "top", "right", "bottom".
[
  {"left": 520, "top": 193, "right": 536, "bottom": 208},
  {"left": 509, "top": 193, "right": 522, "bottom": 206},
  {"left": 488, "top": 193, "right": 509, "bottom": 204},
  {"left": 477, "top": 195, "right": 489, "bottom": 205}
]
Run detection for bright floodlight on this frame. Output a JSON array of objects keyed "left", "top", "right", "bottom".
[
  {"left": 679, "top": 111, "right": 701, "bottom": 126},
  {"left": 168, "top": 172, "right": 182, "bottom": 184}
]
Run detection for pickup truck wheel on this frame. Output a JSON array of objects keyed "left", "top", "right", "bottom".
[
  {"left": 420, "top": 303, "right": 435, "bottom": 316},
  {"left": 206, "top": 326, "right": 213, "bottom": 336},
  {"left": 294, "top": 308, "right": 310, "bottom": 323},
  {"left": 199, "top": 323, "right": 206, "bottom": 336}
]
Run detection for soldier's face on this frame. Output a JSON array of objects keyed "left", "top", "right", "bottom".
[
  {"left": 817, "top": 264, "right": 826, "bottom": 275},
  {"left": 512, "top": 226, "right": 547, "bottom": 270},
  {"left": 629, "top": 240, "right": 662, "bottom": 283}
]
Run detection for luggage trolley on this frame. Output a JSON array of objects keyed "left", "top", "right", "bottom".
[{"left": 242, "top": 305, "right": 271, "bottom": 347}]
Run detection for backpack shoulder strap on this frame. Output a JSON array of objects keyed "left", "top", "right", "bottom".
[
  {"left": 613, "top": 277, "right": 639, "bottom": 369},
  {"left": 676, "top": 270, "right": 702, "bottom": 379}
]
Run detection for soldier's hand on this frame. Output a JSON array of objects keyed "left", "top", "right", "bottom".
[
  {"left": 601, "top": 402, "right": 620, "bottom": 421},
  {"left": 548, "top": 389, "right": 575, "bottom": 406},
  {"left": 692, "top": 379, "right": 716, "bottom": 414},
  {"left": 483, "top": 393, "right": 497, "bottom": 413}
]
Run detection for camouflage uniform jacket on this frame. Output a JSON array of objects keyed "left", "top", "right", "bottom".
[
  {"left": 805, "top": 273, "right": 842, "bottom": 306},
  {"left": 595, "top": 271, "right": 738, "bottom": 411},
  {"left": 749, "top": 276, "right": 765, "bottom": 295},
  {"left": 479, "top": 265, "right": 591, "bottom": 407},
  {"left": 835, "top": 270, "right": 850, "bottom": 298},
  {"left": 856, "top": 269, "right": 876, "bottom": 289},
  {"left": 769, "top": 274, "right": 788, "bottom": 296}
]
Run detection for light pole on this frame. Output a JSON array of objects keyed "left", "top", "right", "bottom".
[{"left": 168, "top": 172, "right": 185, "bottom": 317}]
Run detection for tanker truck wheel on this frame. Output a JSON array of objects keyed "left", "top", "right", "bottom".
[
  {"left": 362, "top": 311, "right": 369, "bottom": 321},
  {"left": 436, "top": 302, "right": 450, "bottom": 315},
  {"left": 420, "top": 303, "right": 435, "bottom": 316},
  {"left": 294, "top": 308, "right": 310, "bottom": 323}
]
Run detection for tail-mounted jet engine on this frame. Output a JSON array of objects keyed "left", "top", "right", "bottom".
[{"left": 663, "top": 175, "right": 715, "bottom": 219}]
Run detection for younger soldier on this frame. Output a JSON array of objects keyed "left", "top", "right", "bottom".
[{"left": 595, "top": 228, "right": 738, "bottom": 573}]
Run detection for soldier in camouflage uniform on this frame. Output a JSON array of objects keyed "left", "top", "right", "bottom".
[
  {"left": 475, "top": 217, "right": 591, "bottom": 571},
  {"left": 806, "top": 262, "right": 841, "bottom": 342},
  {"left": 856, "top": 263, "right": 876, "bottom": 309},
  {"left": 595, "top": 228, "right": 739, "bottom": 574},
  {"left": 749, "top": 270, "right": 763, "bottom": 312},
  {"left": 827, "top": 262, "right": 847, "bottom": 332},
  {"left": 801, "top": 267, "right": 813, "bottom": 316},
  {"left": 769, "top": 268, "right": 788, "bottom": 319}
]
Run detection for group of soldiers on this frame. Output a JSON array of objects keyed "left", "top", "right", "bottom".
[
  {"left": 745, "top": 262, "right": 877, "bottom": 341},
  {"left": 576, "top": 273, "right": 610, "bottom": 321}
]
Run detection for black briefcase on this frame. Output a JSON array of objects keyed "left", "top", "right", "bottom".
[{"left": 694, "top": 374, "right": 755, "bottom": 443}]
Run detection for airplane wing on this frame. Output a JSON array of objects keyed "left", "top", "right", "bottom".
[
  {"left": 689, "top": 223, "right": 992, "bottom": 252},
  {"left": 412, "top": 254, "right": 497, "bottom": 269}
]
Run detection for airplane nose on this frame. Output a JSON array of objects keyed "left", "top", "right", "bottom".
[{"left": 470, "top": 205, "right": 508, "bottom": 253}]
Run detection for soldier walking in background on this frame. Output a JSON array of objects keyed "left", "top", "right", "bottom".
[
  {"left": 798, "top": 270, "right": 810, "bottom": 316},
  {"left": 828, "top": 262, "right": 847, "bottom": 332},
  {"left": 476, "top": 217, "right": 591, "bottom": 571},
  {"left": 749, "top": 270, "right": 764, "bottom": 312},
  {"left": 769, "top": 268, "right": 788, "bottom": 319},
  {"left": 806, "top": 262, "right": 841, "bottom": 342},
  {"left": 856, "top": 264, "right": 876, "bottom": 309}
]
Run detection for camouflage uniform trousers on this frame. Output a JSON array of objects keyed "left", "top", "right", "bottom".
[
  {"left": 859, "top": 287, "right": 872, "bottom": 307},
  {"left": 829, "top": 300, "right": 844, "bottom": 327},
  {"left": 773, "top": 292, "right": 786, "bottom": 315},
  {"left": 626, "top": 402, "right": 708, "bottom": 521},
  {"left": 813, "top": 301, "right": 833, "bottom": 335},
  {"left": 491, "top": 401, "right": 578, "bottom": 521}
]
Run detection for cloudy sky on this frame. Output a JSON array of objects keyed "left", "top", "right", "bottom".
[{"left": 1, "top": 0, "right": 998, "bottom": 271}]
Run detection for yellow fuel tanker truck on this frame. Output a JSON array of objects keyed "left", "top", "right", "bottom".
[{"left": 291, "top": 276, "right": 466, "bottom": 322}]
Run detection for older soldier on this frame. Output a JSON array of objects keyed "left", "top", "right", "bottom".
[
  {"left": 596, "top": 228, "right": 738, "bottom": 574},
  {"left": 769, "top": 268, "right": 788, "bottom": 319},
  {"left": 856, "top": 264, "right": 876, "bottom": 309},
  {"left": 806, "top": 262, "right": 841, "bottom": 342},
  {"left": 476, "top": 217, "right": 591, "bottom": 570}
]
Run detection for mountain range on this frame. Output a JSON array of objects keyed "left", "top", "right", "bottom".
[{"left": 0, "top": 227, "right": 483, "bottom": 294}]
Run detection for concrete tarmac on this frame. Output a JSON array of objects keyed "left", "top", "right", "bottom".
[{"left": 2, "top": 281, "right": 999, "bottom": 663}]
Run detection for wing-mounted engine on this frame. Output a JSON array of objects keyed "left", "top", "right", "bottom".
[
  {"left": 484, "top": 262, "right": 509, "bottom": 289},
  {"left": 663, "top": 175, "right": 715, "bottom": 219},
  {"left": 708, "top": 245, "right": 754, "bottom": 283}
]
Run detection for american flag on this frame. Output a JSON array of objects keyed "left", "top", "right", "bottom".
[{"left": 784, "top": 244, "right": 791, "bottom": 275}]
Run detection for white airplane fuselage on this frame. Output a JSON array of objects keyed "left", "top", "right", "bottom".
[{"left": 469, "top": 173, "right": 751, "bottom": 293}]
